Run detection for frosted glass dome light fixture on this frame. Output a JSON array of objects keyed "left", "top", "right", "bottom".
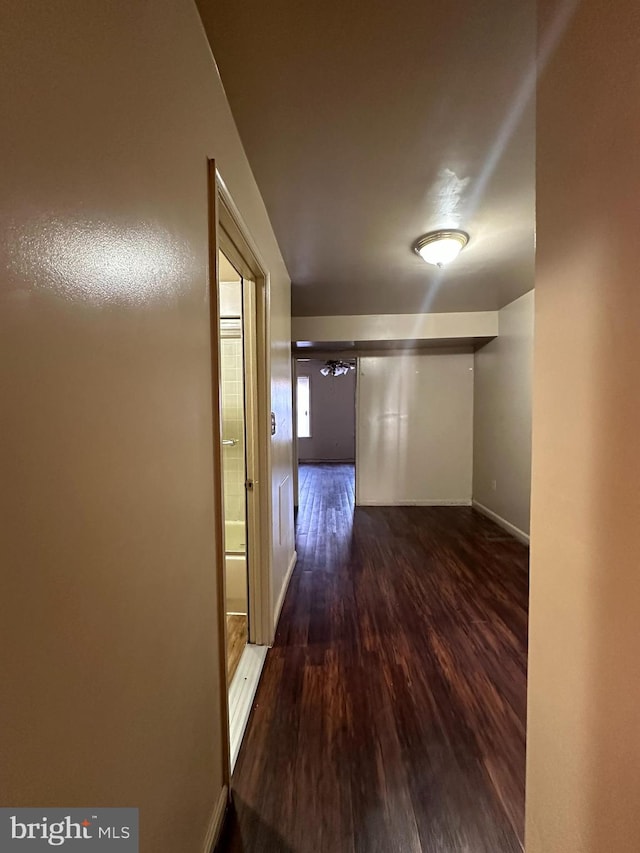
[{"left": 414, "top": 230, "right": 469, "bottom": 268}]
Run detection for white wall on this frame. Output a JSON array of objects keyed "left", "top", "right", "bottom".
[
  {"left": 0, "top": 2, "right": 293, "bottom": 851},
  {"left": 297, "top": 360, "right": 356, "bottom": 461},
  {"left": 472, "top": 290, "right": 534, "bottom": 540},
  {"left": 219, "top": 280, "right": 242, "bottom": 316},
  {"left": 356, "top": 354, "right": 474, "bottom": 505}
]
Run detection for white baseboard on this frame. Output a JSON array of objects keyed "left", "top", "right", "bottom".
[
  {"left": 201, "top": 784, "right": 228, "bottom": 853},
  {"left": 273, "top": 550, "right": 297, "bottom": 631},
  {"left": 472, "top": 500, "right": 530, "bottom": 545},
  {"left": 357, "top": 499, "right": 472, "bottom": 507},
  {"left": 228, "top": 644, "right": 268, "bottom": 771}
]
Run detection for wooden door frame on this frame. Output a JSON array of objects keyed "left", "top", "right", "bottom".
[
  {"left": 209, "top": 163, "right": 273, "bottom": 652},
  {"left": 207, "top": 160, "right": 231, "bottom": 786}
]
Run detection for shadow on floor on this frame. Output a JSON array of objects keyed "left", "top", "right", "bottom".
[{"left": 215, "top": 795, "right": 296, "bottom": 853}]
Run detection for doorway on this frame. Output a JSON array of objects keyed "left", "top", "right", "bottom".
[
  {"left": 209, "top": 163, "right": 272, "bottom": 776},
  {"left": 219, "top": 250, "right": 248, "bottom": 683},
  {"left": 293, "top": 357, "right": 357, "bottom": 508}
]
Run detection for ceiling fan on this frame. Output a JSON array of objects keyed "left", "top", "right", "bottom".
[{"left": 320, "top": 360, "right": 355, "bottom": 377}]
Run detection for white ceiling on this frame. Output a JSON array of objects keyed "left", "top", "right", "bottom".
[{"left": 200, "top": 0, "right": 535, "bottom": 317}]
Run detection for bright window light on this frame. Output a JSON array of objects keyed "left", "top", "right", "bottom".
[{"left": 297, "top": 375, "right": 311, "bottom": 438}]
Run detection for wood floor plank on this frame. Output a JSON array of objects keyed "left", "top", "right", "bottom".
[
  {"left": 227, "top": 614, "right": 248, "bottom": 684},
  {"left": 217, "top": 463, "right": 528, "bottom": 852}
]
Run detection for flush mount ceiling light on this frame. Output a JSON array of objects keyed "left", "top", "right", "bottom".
[{"left": 413, "top": 230, "right": 469, "bottom": 267}]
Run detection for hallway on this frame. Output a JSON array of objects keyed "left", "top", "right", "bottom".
[{"left": 218, "top": 463, "right": 529, "bottom": 852}]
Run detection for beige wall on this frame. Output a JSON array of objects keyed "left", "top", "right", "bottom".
[
  {"left": 356, "top": 354, "right": 474, "bottom": 505},
  {"left": 0, "top": 2, "right": 292, "bottom": 851},
  {"left": 219, "top": 276, "right": 246, "bottom": 534},
  {"left": 473, "top": 290, "right": 534, "bottom": 540},
  {"left": 526, "top": 1, "right": 640, "bottom": 850},
  {"left": 220, "top": 333, "right": 246, "bottom": 527},
  {"left": 293, "top": 310, "right": 498, "bottom": 345},
  {"left": 297, "top": 360, "right": 356, "bottom": 462}
]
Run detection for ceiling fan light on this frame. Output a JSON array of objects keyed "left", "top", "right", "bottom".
[
  {"left": 414, "top": 230, "right": 469, "bottom": 267},
  {"left": 320, "top": 360, "right": 353, "bottom": 377}
]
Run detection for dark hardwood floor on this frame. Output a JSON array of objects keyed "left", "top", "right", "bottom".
[{"left": 217, "top": 463, "right": 528, "bottom": 852}]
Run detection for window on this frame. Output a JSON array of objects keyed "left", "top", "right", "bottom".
[{"left": 297, "top": 375, "right": 311, "bottom": 438}]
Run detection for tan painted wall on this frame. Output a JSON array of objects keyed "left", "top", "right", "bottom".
[
  {"left": 0, "top": 2, "right": 292, "bottom": 851},
  {"left": 473, "top": 291, "right": 534, "bottom": 538},
  {"left": 221, "top": 334, "right": 246, "bottom": 527},
  {"left": 526, "top": 1, "right": 640, "bottom": 850},
  {"left": 292, "top": 311, "right": 498, "bottom": 344},
  {"left": 356, "top": 354, "right": 474, "bottom": 505}
]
